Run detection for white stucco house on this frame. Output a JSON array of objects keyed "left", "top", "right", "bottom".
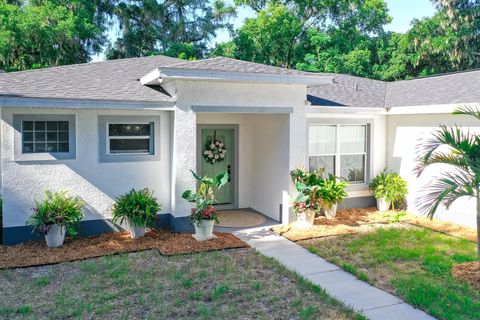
[{"left": 1, "top": 55, "right": 479, "bottom": 244}]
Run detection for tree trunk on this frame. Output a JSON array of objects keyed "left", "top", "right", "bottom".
[{"left": 477, "top": 194, "right": 480, "bottom": 260}]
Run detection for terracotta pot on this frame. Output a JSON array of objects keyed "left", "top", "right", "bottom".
[
  {"left": 324, "top": 204, "right": 338, "bottom": 219},
  {"left": 45, "top": 224, "right": 66, "bottom": 248},
  {"left": 377, "top": 197, "right": 391, "bottom": 212},
  {"left": 127, "top": 219, "right": 146, "bottom": 239},
  {"left": 296, "top": 209, "right": 316, "bottom": 227},
  {"left": 193, "top": 220, "right": 215, "bottom": 240}
]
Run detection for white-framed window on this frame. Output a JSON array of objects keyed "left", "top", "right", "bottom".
[
  {"left": 308, "top": 124, "right": 368, "bottom": 184},
  {"left": 106, "top": 122, "right": 154, "bottom": 155}
]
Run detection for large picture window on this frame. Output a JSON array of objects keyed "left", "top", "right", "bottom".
[
  {"left": 309, "top": 124, "right": 368, "bottom": 184},
  {"left": 106, "top": 123, "right": 154, "bottom": 155}
]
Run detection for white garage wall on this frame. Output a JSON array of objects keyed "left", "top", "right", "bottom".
[
  {"left": 1, "top": 107, "right": 172, "bottom": 228},
  {"left": 387, "top": 113, "right": 479, "bottom": 227}
]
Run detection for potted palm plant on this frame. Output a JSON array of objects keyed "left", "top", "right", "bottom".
[
  {"left": 27, "top": 191, "right": 85, "bottom": 248},
  {"left": 290, "top": 168, "right": 324, "bottom": 227},
  {"left": 112, "top": 188, "right": 161, "bottom": 239},
  {"left": 182, "top": 170, "right": 229, "bottom": 240},
  {"left": 319, "top": 175, "right": 348, "bottom": 218},
  {"left": 370, "top": 169, "right": 408, "bottom": 211}
]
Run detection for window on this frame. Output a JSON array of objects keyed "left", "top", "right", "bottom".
[
  {"left": 309, "top": 124, "right": 368, "bottom": 184},
  {"left": 106, "top": 123, "right": 154, "bottom": 155},
  {"left": 22, "top": 121, "right": 69, "bottom": 154},
  {"left": 13, "top": 114, "right": 76, "bottom": 161}
]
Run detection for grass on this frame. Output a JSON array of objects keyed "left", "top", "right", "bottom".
[
  {"left": 0, "top": 248, "right": 363, "bottom": 320},
  {"left": 301, "top": 225, "right": 480, "bottom": 320}
]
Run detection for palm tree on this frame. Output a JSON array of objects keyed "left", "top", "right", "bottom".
[{"left": 415, "top": 104, "right": 480, "bottom": 258}]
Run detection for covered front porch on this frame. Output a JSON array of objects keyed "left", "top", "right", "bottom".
[{"left": 196, "top": 112, "right": 293, "bottom": 224}]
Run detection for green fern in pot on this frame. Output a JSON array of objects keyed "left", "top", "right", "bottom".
[{"left": 112, "top": 188, "right": 161, "bottom": 239}]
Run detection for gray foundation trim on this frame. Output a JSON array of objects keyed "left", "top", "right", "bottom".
[
  {"left": 98, "top": 115, "right": 161, "bottom": 163},
  {"left": 1, "top": 213, "right": 192, "bottom": 245},
  {"left": 13, "top": 114, "right": 76, "bottom": 161},
  {"left": 192, "top": 106, "right": 294, "bottom": 114},
  {"left": 339, "top": 196, "right": 376, "bottom": 210}
]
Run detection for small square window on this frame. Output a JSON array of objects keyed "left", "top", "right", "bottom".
[{"left": 21, "top": 120, "right": 70, "bottom": 154}]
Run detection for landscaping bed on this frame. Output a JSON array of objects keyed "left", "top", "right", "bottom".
[
  {"left": 0, "top": 230, "right": 248, "bottom": 269},
  {"left": 0, "top": 248, "right": 362, "bottom": 320},
  {"left": 301, "top": 225, "right": 480, "bottom": 320},
  {"left": 272, "top": 207, "right": 478, "bottom": 243}
]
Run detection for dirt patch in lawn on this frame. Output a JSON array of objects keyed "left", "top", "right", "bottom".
[
  {"left": 0, "top": 230, "right": 248, "bottom": 269},
  {"left": 273, "top": 207, "right": 478, "bottom": 243},
  {"left": 452, "top": 261, "right": 480, "bottom": 290}
]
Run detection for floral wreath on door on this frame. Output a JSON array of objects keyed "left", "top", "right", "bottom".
[{"left": 203, "top": 130, "right": 226, "bottom": 164}]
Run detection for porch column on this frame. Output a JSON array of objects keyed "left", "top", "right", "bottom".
[
  {"left": 283, "top": 106, "right": 308, "bottom": 223},
  {"left": 172, "top": 106, "right": 196, "bottom": 217}
]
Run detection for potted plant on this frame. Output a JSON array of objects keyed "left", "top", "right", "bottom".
[
  {"left": 27, "top": 191, "right": 84, "bottom": 248},
  {"left": 370, "top": 169, "right": 408, "bottom": 211},
  {"left": 290, "top": 168, "right": 324, "bottom": 227},
  {"left": 318, "top": 175, "right": 348, "bottom": 218},
  {"left": 112, "top": 188, "right": 161, "bottom": 239},
  {"left": 182, "top": 170, "right": 229, "bottom": 240}
]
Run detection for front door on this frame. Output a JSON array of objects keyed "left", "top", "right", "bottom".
[{"left": 200, "top": 128, "right": 234, "bottom": 205}]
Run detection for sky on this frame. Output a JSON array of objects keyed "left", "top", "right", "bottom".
[{"left": 92, "top": 0, "right": 436, "bottom": 62}]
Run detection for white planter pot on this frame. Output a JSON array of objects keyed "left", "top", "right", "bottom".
[
  {"left": 193, "top": 220, "right": 215, "bottom": 241},
  {"left": 296, "top": 210, "right": 316, "bottom": 228},
  {"left": 324, "top": 204, "right": 338, "bottom": 219},
  {"left": 377, "top": 197, "right": 391, "bottom": 212},
  {"left": 45, "top": 224, "right": 66, "bottom": 248},
  {"left": 127, "top": 219, "right": 146, "bottom": 239}
]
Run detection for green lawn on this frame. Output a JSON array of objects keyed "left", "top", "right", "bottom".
[
  {"left": 301, "top": 225, "right": 480, "bottom": 320},
  {"left": 0, "top": 248, "right": 363, "bottom": 320}
]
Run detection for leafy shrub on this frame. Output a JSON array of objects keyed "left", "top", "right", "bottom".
[
  {"left": 370, "top": 169, "right": 408, "bottom": 209},
  {"left": 182, "top": 170, "right": 229, "bottom": 225},
  {"left": 27, "top": 191, "right": 85, "bottom": 236},
  {"left": 318, "top": 175, "right": 348, "bottom": 209},
  {"left": 290, "top": 167, "right": 347, "bottom": 211},
  {"left": 112, "top": 188, "right": 161, "bottom": 228}
]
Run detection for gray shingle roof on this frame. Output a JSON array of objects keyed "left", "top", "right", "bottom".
[
  {"left": 2, "top": 54, "right": 480, "bottom": 108},
  {"left": 165, "top": 57, "right": 313, "bottom": 75},
  {"left": 307, "top": 74, "right": 387, "bottom": 108},
  {"left": 385, "top": 69, "right": 480, "bottom": 107},
  {"left": 0, "top": 55, "right": 183, "bottom": 102}
]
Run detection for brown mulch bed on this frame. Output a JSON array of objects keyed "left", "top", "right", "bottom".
[
  {"left": 0, "top": 229, "right": 248, "bottom": 269},
  {"left": 273, "top": 207, "right": 478, "bottom": 242},
  {"left": 452, "top": 261, "right": 480, "bottom": 290}
]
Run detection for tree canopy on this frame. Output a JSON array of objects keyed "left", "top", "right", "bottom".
[{"left": 1, "top": 0, "right": 480, "bottom": 81}]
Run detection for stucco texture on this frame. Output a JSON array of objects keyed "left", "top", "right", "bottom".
[{"left": 1, "top": 108, "right": 172, "bottom": 228}]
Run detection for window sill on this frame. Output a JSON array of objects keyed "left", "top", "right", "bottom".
[
  {"left": 14, "top": 152, "right": 75, "bottom": 162},
  {"left": 346, "top": 183, "right": 370, "bottom": 192}
]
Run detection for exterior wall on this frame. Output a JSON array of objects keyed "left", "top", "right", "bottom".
[
  {"left": 1, "top": 107, "right": 172, "bottom": 230},
  {"left": 305, "top": 112, "right": 388, "bottom": 201},
  {"left": 174, "top": 80, "right": 306, "bottom": 220},
  {"left": 387, "top": 113, "right": 479, "bottom": 227}
]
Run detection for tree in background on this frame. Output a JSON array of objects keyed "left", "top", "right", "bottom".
[
  {"left": 106, "top": 0, "right": 236, "bottom": 60},
  {"left": 0, "top": 0, "right": 113, "bottom": 71}
]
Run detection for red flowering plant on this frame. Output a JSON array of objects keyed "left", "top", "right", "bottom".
[{"left": 182, "top": 170, "right": 229, "bottom": 225}]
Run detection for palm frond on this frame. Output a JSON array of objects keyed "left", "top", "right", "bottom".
[
  {"left": 416, "top": 169, "right": 476, "bottom": 218},
  {"left": 415, "top": 125, "right": 476, "bottom": 176},
  {"left": 453, "top": 104, "right": 480, "bottom": 121}
]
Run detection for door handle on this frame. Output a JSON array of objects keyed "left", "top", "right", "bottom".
[{"left": 227, "top": 165, "right": 231, "bottom": 182}]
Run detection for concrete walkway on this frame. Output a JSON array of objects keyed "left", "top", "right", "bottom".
[{"left": 234, "top": 227, "right": 435, "bottom": 320}]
